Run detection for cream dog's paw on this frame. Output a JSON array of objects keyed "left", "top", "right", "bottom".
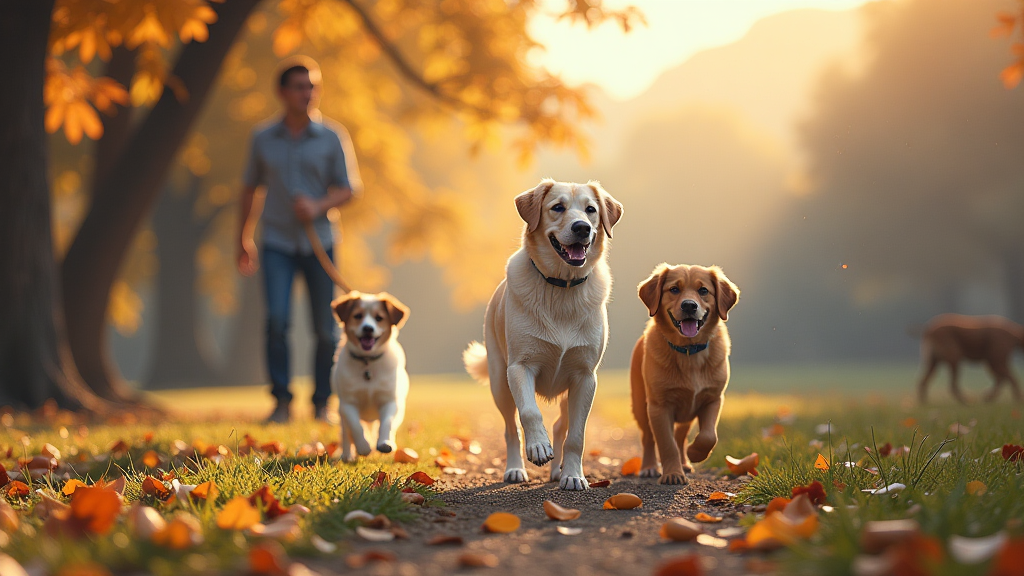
[
  {"left": 525, "top": 441, "right": 554, "bottom": 466},
  {"left": 559, "top": 474, "right": 589, "bottom": 491},
  {"left": 639, "top": 466, "right": 661, "bottom": 478},
  {"left": 504, "top": 468, "right": 529, "bottom": 483},
  {"left": 658, "top": 472, "right": 688, "bottom": 485},
  {"left": 376, "top": 441, "right": 394, "bottom": 454}
]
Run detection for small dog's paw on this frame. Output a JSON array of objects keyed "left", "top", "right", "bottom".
[
  {"left": 686, "top": 446, "right": 712, "bottom": 464},
  {"left": 639, "top": 466, "right": 661, "bottom": 478},
  {"left": 682, "top": 463, "right": 694, "bottom": 474},
  {"left": 504, "top": 468, "right": 529, "bottom": 483},
  {"left": 355, "top": 443, "right": 373, "bottom": 457},
  {"left": 559, "top": 474, "right": 589, "bottom": 491},
  {"left": 376, "top": 441, "right": 394, "bottom": 454},
  {"left": 525, "top": 442, "right": 554, "bottom": 466},
  {"left": 658, "top": 472, "right": 688, "bottom": 486},
  {"left": 340, "top": 449, "right": 356, "bottom": 463}
]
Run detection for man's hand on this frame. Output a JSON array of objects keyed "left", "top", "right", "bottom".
[
  {"left": 238, "top": 238, "right": 259, "bottom": 276},
  {"left": 293, "top": 196, "right": 322, "bottom": 223}
]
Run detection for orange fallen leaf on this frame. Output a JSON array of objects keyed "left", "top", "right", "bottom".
[
  {"left": 260, "top": 441, "right": 285, "bottom": 455},
  {"left": 708, "top": 491, "right": 733, "bottom": 502},
  {"left": 191, "top": 481, "right": 218, "bottom": 502},
  {"left": 746, "top": 494, "right": 819, "bottom": 550},
  {"left": 543, "top": 500, "right": 581, "bottom": 521},
  {"left": 660, "top": 518, "right": 703, "bottom": 542},
  {"left": 394, "top": 447, "right": 419, "bottom": 463},
  {"left": 620, "top": 457, "right": 642, "bottom": 476},
  {"left": 216, "top": 497, "right": 261, "bottom": 530},
  {"left": 151, "top": 516, "right": 201, "bottom": 549},
  {"left": 603, "top": 493, "right": 643, "bottom": 510},
  {"left": 694, "top": 513, "right": 723, "bottom": 523},
  {"left": 458, "top": 553, "right": 499, "bottom": 568},
  {"left": 0, "top": 463, "right": 8, "bottom": 486},
  {"left": 408, "top": 471, "right": 434, "bottom": 486},
  {"left": 765, "top": 497, "right": 791, "bottom": 515},
  {"left": 110, "top": 440, "right": 130, "bottom": 454},
  {"left": 590, "top": 479, "right": 611, "bottom": 488},
  {"left": 482, "top": 512, "right": 520, "bottom": 533},
  {"left": 966, "top": 480, "right": 987, "bottom": 496},
  {"left": 250, "top": 542, "right": 289, "bottom": 575},
  {"left": 141, "top": 476, "right": 172, "bottom": 501},
  {"left": 6, "top": 481, "right": 30, "bottom": 499},
  {"left": 291, "top": 464, "right": 307, "bottom": 473},
  {"left": 791, "top": 480, "right": 827, "bottom": 505},
  {"left": 41, "top": 443, "right": 61, "bottom": 461},
  {"left": 654, "top": 554, "right": 704, "bottom": 576},
  {"left": 725, "top": 453, "right": 759, "bottom": 476},
  {"left": 248, "top": 485, "right": 289, "bottom": 519},
  {"left": 435, "top": 456, "right": 456, "bottom": 468},
  {"left": 814, "top": 453, "right": 830, "bottom": 471},
  {"left": 69, "top": 486, "right": 121, "bottom": 535},
  {"left": 142, "top": 450, "right": 160, "bottom": 468},
  {"left": 62, "top": 479, "right": 88, "bottom": 496},
  {"left": 369, "top": 471, "right": 389, "bottom": 488}
]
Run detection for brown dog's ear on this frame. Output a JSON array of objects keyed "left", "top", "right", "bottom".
[
  {"left": 514, "top": 179, "right": 555, "bottom": 233},
  {"left": 638, "top": 264, "right": 669, "bottom": 317},
  {"left": 331, "top": 291, "right": 362, "bottom": 324},
  {"left": 712, "top": 267, "right": 740, "bottom": 321},
  {"left": 378, "top": 292, "right": 410, "bottom": 329},
  {"left": 590, "top": 182, "right": 623, "bottom": 238}
]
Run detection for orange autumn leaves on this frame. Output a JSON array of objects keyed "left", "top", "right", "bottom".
[{"left": 992, "top": 7, "right": 1024, "bottom": 88}]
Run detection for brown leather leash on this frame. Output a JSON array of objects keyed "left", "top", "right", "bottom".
[{"left": 303, "top": 222, "right": 353, "bottom": 293}]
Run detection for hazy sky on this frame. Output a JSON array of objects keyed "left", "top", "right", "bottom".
[{"left": 528, "top": 0, "right": 870, "bottom": 100}]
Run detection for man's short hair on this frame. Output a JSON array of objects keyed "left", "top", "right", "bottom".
[{"left": 276, "top": 56, "right": 322, "bottom": 88}]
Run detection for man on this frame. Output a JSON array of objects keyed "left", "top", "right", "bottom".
[{"left": 237, "top": 58, "right": 361, "bottom": 423}]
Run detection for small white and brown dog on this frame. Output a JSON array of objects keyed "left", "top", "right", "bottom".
[
  {"left": 464, "top": 179, "right": 623, "bottom": 490},
  {"left": 330, "top": 291, "right": 411, "bottom": 462}
]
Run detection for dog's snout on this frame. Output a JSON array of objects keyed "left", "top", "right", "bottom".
[
  {"left": 571, "top": 220, "right": 591, "bottom": 238},
  {"left": 681, "top": 300, "right": 699, "bottom": 315},
  {"left": 361, "top": 325, "right": 374, "bottom": 334}
]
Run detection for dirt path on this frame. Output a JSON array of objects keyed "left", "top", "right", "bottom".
[{"left": 319, "top": 415, "right": 755, "bottom": 576}]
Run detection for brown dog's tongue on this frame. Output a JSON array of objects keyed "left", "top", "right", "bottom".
[
  {"left": 566, "top": 243, "right": 587, "bottom": 260},
  {"left": 681, "top": 319, "right": 699, "bottom": 338}
]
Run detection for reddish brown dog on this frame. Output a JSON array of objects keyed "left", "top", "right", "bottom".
[
  {"left": 629, "top": 263, "right": 740, "bottom": 485},
  {"left": 917, "top": 314, "right": 1024, "bottom": 404}
]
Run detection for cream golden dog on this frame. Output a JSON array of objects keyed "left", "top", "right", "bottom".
[
  {"left": 330, "top": 291, "right": 410, "bottom": 462},
  {"left": 629, "top": 264, "right": 739, "bottom": 485},
  {"left": 464, "top": 179, "right": 623, "bottom": 490}
]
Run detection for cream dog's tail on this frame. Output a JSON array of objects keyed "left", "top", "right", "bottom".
[{"left": 463, "top": 341, "right": 489, "bottom": 384}]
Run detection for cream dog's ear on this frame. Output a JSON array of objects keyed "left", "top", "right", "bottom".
[
  {"left": 331, "top": 291, "right": 363, "bottom": 324},
  {"left": 589, "top": 182, "right": 623, "bottom": 238},
  {"left": 378, "top": 292, "right": 410, "bottom": 329},
  {"left": 514, "top": 179, "right": 556, "bottom": 233},
  {"left": 638, "top": 264, "right": 671, "bottom": 317},
  {"left": 711, "top": 267, "right": 740, "bottom": 321}
]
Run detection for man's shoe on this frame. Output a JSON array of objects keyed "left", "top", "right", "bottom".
[
  {"left": 265, "top": 401, "right": 290, "bottom": 424},
  {"left": 314, "top": 404, "right": 329, "bottom": 423}
]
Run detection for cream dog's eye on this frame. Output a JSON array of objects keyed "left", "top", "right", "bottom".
[
  {"left": 354, "top": 313, "right": 364, "bottom": 320},
  {"left": 669, "top": 286, "right": 680, "bottom": 294},
  {"left": 586, "top": 206, "right": 597, "bottom": 213},
  {"left": 375, "top": 315, "right": 384, "bottom": 322},
  {"left": 551, "top": 204, "right": 565, "bottom": 212},
  {"left": 698, "top": 287, "right": 709, "bottom": 296}
]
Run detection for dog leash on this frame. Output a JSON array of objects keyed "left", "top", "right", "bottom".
[{"left": 304, "top": 221, "right": 353, "bottom": 293}]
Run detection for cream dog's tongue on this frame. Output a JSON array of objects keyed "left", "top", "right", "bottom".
[{"left": 681, "top": 319, "right": 699, "bottom": 338}]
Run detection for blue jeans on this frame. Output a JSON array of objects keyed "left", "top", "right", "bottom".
[{"left": 262, "top": 246, "right": 339, "bottom": 407}]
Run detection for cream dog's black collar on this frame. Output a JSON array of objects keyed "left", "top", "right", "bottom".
[
  {"left": 349, "top": 349, "right": 384, "bottom": 381},
  {"left": 531, "top": 259, "right": 588, "bottom": 288}
]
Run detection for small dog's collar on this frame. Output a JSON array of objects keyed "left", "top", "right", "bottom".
[
  {"left": 349, "top": 350, "right": 384, "bottom": 363},
  {"left": 531, "top": 259, "right": 588, "bottom": 288},
  {"left": 666, "top": 339, "right": 708, "bottom": 356}
]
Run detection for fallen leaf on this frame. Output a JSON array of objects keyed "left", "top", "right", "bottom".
[
  {"left": 191, "top": 480, "right": 218, "bottom": 502},
  {"left": 1002, "top": 444, "right": 1024, "bottom": 462},
  {"left": 69, "top": 485, "right": 121, "bottom": 535},
  {"left": 990, "top": 537, "right": 1024, "bottom": 576},
  {"left": 250, "top": 541, "right": 290, "bottom": 575},
  {"left": 557, "top": 526, "right": 583, "bottom": 535},
  {"left": 483, "top": 512, "right": 520, "bottom": 533},
  {"left": 814, "top": 453, "right": 830, "bottom": 471},
  {"left": 862, "top": 483, "right": 906, "bottom": 496},
  {"left": 966, "top": 480, "right": 987, "bottom": 496},
  {"left": 716, "top": 526, "right": 746, "bottom": 538},
  {"left": 543, "top": 500, "right": 581, "bottom": 521},
  {"left": 152, "top": 515, "right": 202, "bottom": 549},
  {"left": 401, "top": 492, "right": 425, "bottom": 505},
  {"left": 248, "top": 485, "right": 289, "bottom": 519},
  {"left": 343, "top": 510, "right": 375, "bottom": 525},
  {"left": 725, "top": 453, "right": 759, "bottom": 476},
  {"left": 310, "top": 534, "right": 336, "bottom": 553},
  {"left": 34, "top": 491, "right": 70, "bottom": 520},
  {"left": 458, "top": 553, "right": 499, "bottom": 568},
  {"left": 408, "top": 471, "right": 434, "bottom": 485},
  {"left": 707, "top": 491, "right": 734, "bottom": 502},
  {"left": 216, "top": 497, "right": 261, "bottom": 531},
  {"left": 427, "top": 534, "right": 464, "bottom": 545},
  {"left": 0, "top": 499, "right": 20, "bottom": 531},
  {"left": 394, "top": 447, "right": 419, "bottom": 463},
  {"left": 356, "top": 526, "right": 395, "bottom": 541},
  {"left": 141, "top": 476, "right": 172, "bottom": 501},
  {"left": 142, "top": 450, "right": 160, "bottom": 468},
  {"left": 62, "top": 479, "right": 88, "bottom": 496},
  {"left": 949, "top": 532, "right": 1007, "bottom": 564},
  {"left": 660, "top": 518, "right": 703, "bottom": 541},
  {"left": 791, "top": 480, "right": 827, "bottom": 505},
  {"left": 620, "top": 457, "right": 642, "bottom": 476},
  {"left": 250, "top": 513, "right": 302, "bottom": 541},
  {"left": 0, "top": 464, "right": 8, "bottom": 486},
  {"left": 765, "top": 497, "right": 791, "bottom": 515},
  {"left": 345, "top": 550, "right": 396, "bottom": 568},
  {"left": 590, "top": 479, "right": 611, "bottom": 488},
  {"left": 654, "top": 554, "right": 703, "bottom": 576},
  {"left": 41, "top": 443, "right": 61, "bottom": 461},
  {"left": 696, "top": 533, "right": 729, "bottom": 548},
  {"left": 127, "top": 504, "right": 166, "bottom": 539},
  {"left": 694, "top": 513, "right": 723, "bottom": 523},
  {"left": 369, "top": 471, "right": 389, "bottom": 488},
  {"left": 434, "top": 456, "right": 456, "bottom": 468},
  {"left": 603, "top": 493, "right": 643, "bottom": 510}
]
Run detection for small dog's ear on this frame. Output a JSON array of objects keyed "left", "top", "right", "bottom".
[
  {"left": 590, "top": 182, "right": 623, "bottom": 238},
  {"left": 331, "top": 292, "right": 362, "bottom": 324},
  {"left": 379, "top": 292, "right": 410, "bottom": 329},
  {"left": 514, "top": 179, "right": 555, "bottom": 233},
  {"left": 712, "top": 267, "right": 740, "bottom": 321},
  {"left": 638, "top": 264, "right": 669, "bottom": 317}
]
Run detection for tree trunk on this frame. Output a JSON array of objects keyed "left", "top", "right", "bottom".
[
  {"left": 60, "top": 0, "right": 260, "bottom": 401},
  {"left": 146, "top": 178, "right": 221, "bottom": 389},
  {"left": 220, "top": 276, "right": 266, "bottom": 386},
  {"left": 0, "top": 0, "right": 106, "bottom": 411}
]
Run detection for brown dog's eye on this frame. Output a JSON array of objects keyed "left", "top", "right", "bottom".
[
  {"left": 586, "top": 206, "right": 597, "bottom": 213},
  {"left": 551, "top": 204, "right": 565, "bottom": 212},
  {"left": 375, "top": 315, "right": 384, "bottom": 322},
  {"left": 698, "top": 287, "right": 709, "bottom": 296},
  {"left": 668, "top": 286, "right": 680, "bottom": 294},
  {"left": 354, "top": 313, "right": 364, "bottom": 320}
]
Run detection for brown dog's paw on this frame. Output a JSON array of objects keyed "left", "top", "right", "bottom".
[
  {"left": 658, "top": 472, "right": 688, "bottom": 485},
  {"left": 682, "top": 463, "right": 694, "bottom": 474}
]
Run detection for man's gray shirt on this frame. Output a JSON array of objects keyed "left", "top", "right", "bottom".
[{"left": 244, "top": 117, "right": 361, "bottom": 255}]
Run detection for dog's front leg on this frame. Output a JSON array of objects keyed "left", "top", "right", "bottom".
[
  {"left": 687, "top": 397, "right": 722, "bottom": 464},
  {"left": 648, "top": 402, "right": 686, "bottom": 485},
  {"left": 338, "top": 402, "right": 372, "bottom": 457},
  {"left": 507, "top": 362, "right": 553, "bottom": 466},
  {"left": 558, "top": 373, "right": 596, "bottom": 490},
  {"left": 376, "top": 401, "right": 398, "bottom": 453}
]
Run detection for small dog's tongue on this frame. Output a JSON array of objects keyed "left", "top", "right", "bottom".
[
  {"left": 565, "top": 243, "right": 587, "bottom": 261},
  {"left": 359, "top": 336, "right": 376, "bottom": 351},
  {"left": 681, "top": 319, "right": 699, "bottom": 338}
]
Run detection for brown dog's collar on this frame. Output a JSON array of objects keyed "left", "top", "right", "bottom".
[
  {"left": 531, "top": 259, "right": 588, "bottom": 288},
  {"left": 666, "top": 339, "right": 708, "bottom": 355}
]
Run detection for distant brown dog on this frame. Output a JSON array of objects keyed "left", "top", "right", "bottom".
[
  {"left": 629, "top": 263, "right": 739, "bottom": 485},
  {"left": 917, "top": 314, "right": 1023, "bottom": 404}
]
